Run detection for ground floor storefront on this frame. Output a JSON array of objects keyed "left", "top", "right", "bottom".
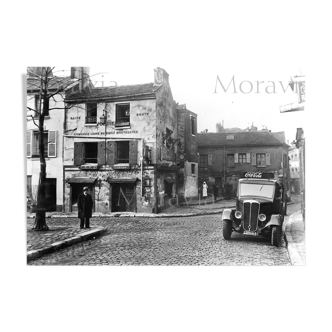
[{"left": 64, "top": 165, "right": 183, "bottom": 214}]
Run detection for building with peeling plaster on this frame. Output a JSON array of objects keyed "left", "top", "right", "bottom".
[{"left": 63, "top": 67, "right": 197, "bottom": 213}]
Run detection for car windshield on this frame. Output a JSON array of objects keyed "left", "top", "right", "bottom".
[{"left": 239, "top": 182, "right": 275, "bottom": 199}]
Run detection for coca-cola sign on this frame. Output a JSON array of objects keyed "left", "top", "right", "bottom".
[
  {"left": 241, "top": 172, "right": 275, "bottom": 179},
  {"left": 244, "top": 172, "right": 262, "bottom": 178}
]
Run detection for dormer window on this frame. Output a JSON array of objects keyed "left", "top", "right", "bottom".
[{"left": 226, "top": 134, "right": 234, "bottom": 140}]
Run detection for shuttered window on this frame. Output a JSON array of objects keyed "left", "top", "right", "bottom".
[
  {"left": 129, "top": 140, "right": 138, "bottom": 165},
  {"left": 27, "top": 131, "right": 32, "bottom": 157},
  {"left": 257, "top": 153, "right": 266, "bottom": 167},
  {"left": 200, "top": 155, "right": 208, "bottom": 167},
  {"left": 35, "top": 132, "right": 48, "bottom": 157},
  {"left": 48, "top": 130, "right": 56, "bottom": 157}
]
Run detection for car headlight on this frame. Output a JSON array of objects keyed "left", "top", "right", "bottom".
[
  {"left": 235, "top": 211, "right": 242, "bottom": 219},
  {"left": 258, "top": 214, "right": 266, "bottom": 221}
]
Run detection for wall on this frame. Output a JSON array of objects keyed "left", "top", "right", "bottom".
[
  {"left": 155, "top": 79, "right": 178, "bottom": 165},
  {"left": 63, "top": 98, "right": 158, "bottom": 213},
  {"left": 27, "top": 93, "right": 64, "bottom": 210},
  {"left": 64, "top": 99, "right": 157, "bottom": 164}
]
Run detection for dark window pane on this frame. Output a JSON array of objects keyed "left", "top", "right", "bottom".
[
  {"left": 116, "top": 104, "right": 130, "bottom": 126},
  {"left": 117, "top": 141, "right": 129, "bottom": 163},
  {"left": 84, "top": 142, "right": 98, "bottom": 163}
]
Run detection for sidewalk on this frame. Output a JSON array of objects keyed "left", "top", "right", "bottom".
[{"left": 284, "top": 211, "right": 305, "bottom": 265}]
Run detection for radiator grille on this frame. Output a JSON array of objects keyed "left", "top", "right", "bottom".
[{"left": 243, "top": 201, "right": 260, "bottom": 231}]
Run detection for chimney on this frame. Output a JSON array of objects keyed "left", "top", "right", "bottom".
[
  {"left": 70, "top": 67, "right": 90, "bottom": 91},
  {"left": 154, "top": 67, "right": 169, "bottom": 85}
]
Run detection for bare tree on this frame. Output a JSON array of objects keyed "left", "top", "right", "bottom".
[{"left": 27, "top": 67, "right": 94, "bottom": 230}]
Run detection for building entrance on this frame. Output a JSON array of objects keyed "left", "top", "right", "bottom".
[{"left": 111, "top": 183, "right": 136, "bottom": 212}]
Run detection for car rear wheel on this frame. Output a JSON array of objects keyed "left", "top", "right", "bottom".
[
  {"left": 271, "top": 226, "right": 281, "bottom": 247},
  {"left": 222, "top": 219, "right": 232, "bottom": 240}
]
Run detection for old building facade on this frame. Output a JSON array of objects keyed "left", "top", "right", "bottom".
[
  {"left": 197, "top": 131, "right": 290, "bottom": 198},
  {"left": 63, "top": 67, "right": 194, "bottom": 213}
]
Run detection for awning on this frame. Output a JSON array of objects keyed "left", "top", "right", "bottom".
[
  {"left": 164, "top": 178, "right": 176, "bottom": 183},
  {"left": 68, "top": 177, "right": 97, "bottom": 184},
  {"left": 108, "top": 178, "right": 138, "bottom": 184}
]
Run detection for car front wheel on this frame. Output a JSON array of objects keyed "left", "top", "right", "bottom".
[
  {"left": 222, "top": 219, "right": 232, "bottom": 240},
  {"left": 271, "top": 226, "right": 281, "bottom": 247}
]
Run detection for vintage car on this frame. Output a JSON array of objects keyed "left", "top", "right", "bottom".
[{"left": 221, "top": 172, "right": 287, "bottom": 247}]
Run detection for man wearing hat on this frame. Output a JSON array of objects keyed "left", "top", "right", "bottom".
[{"left": 78, "top": 186, "right": 93, "bottom": 229}]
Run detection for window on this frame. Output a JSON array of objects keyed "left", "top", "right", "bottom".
[
  {"left": 191, "top": 164, "right": 196, "bottom": 175},
  {"left": 226, "top": 134, "right": 234, "bottom": 140},
  {"left": 191, "top": 116, "right": 196, "bottom": 135},
  {"left": 200, "top": 155, "right": 208, "bottom": 167},
  {"left": 227, "top": 154, "right": 235, "bottom": 167},
  {"left": 256, "top": 153, "right": 266, "bottom": 167},
  {"left": 84, "top": 142, "right": 98, "bottom": 163},
  {"left": 117, "top": 141, "right": 130, "bottom": 163},
  {"left": 32, "top": 131, "right": 48, "bottom": 157},
  {"left": 238, "top": 153, "right": 247, "bottom": 163},
  {"left": 86, "top": 103, "right": 97, "bottom": 124},
  {"left": 115, "top": 103, "right": 130, "bottom": 127}
]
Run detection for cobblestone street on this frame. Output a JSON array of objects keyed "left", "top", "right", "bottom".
[{"left": 28, "top": 213, "right": 291, "bottom": 266}]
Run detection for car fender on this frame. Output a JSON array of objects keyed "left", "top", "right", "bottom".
[
  {"left": 262, "top": 214, "right": 282, "bottom": 229},
  {"left": 222, "top": 208, "right": 234, "bottom": 221}
]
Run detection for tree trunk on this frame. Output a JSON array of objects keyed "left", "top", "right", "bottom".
[{"left": 33, "top": 81, "right": 49, "bottom": 231}]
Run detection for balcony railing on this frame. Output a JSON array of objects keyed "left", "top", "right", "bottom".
[{"left": 85, "top": 116, "right": 97, "bottom": 124}]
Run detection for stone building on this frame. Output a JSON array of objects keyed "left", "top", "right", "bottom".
[
  {"left": 63, "top": 67, "right": 195, "bottom": 213},
  {"left": 197, "top": 131, "right": 290, "bottom": 197}
]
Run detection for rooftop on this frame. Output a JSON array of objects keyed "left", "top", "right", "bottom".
[
  {"left": 197, "top": 131, "right": 289, "bottom": 147},
  {"left": 65, "top": 82, "right": 161, "bottom": 102},
  {"left": 27, "top": 76, "right": 74, "bottom": 93}
]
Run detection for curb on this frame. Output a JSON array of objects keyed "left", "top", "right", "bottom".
[
  {"left": 27, "top": 227, "right": 106, "bottom": 262},
  {"left": 284, "top": 212, "right": 305, "bottom": 266},
  {"left": 27, "top": 205, "right": 236, "bottom": 219}
]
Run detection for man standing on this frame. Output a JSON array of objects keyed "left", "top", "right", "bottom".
[{"left": 78, "top": 186, "right": 93, "bottom": 229}]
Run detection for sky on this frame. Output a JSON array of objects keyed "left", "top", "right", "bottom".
[{"left": 54, "top": 65, "right": 307, "bottom": 142}]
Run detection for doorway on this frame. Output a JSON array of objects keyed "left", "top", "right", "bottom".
[
  {"left": 111, "top": 183, "right": 136, "bottom": 212},
  {"left": 44, "top": 178, "right": 56, "bottom": 211}
]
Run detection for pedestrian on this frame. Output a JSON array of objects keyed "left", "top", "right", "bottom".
[
  {"left": 202, "top": 182, "right": 208, "bottom": 199},
  {"left": 78, "top": 186, "right": 93, "bottom": 229},
  {"left": 213, "top": 183, "right": 218, "bottom": 198}
]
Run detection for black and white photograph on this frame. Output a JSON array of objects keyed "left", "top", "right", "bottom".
[{"left": 25, "top": 65, "right": 305, "bottom": 266}]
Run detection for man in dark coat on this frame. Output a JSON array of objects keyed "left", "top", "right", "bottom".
[{"left": 78, "top": 186, "right": 93, "bottom": 229}]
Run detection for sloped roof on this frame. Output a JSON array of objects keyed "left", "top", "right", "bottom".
[
  {"left": 27, "top": 76, "right": 74, "bottom": 93},
  {"left": 271, "top": 131, "right": 286, "bottom": 143},
  {"left": 65, "top": 82, "right": 161, "bottom": 102},
  {"left": 197, "top": 131, "right": 288, "bottom": 147}
]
